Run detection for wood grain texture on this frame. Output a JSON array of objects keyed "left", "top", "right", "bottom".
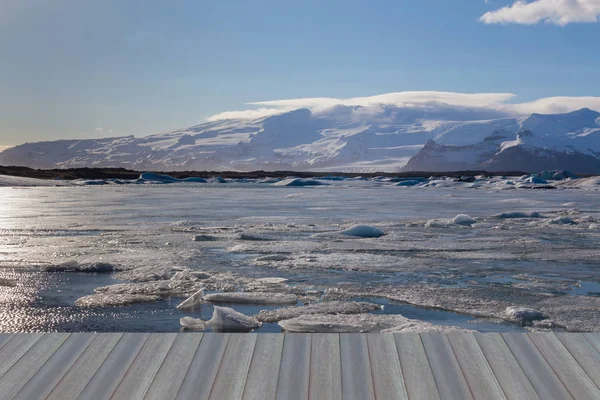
[
  {"left": 13, "top": 333, "right": 97, "bottom": 400},
  {"left": 501, "top": 333, "right": 572, "bottom": 400},
  {"left": 209, "top": 333, "right": 257, "bottom": 400},
  {"left": 0, "top": 333, "right": 14, "bottom": 350},
  {"left": 78, "top": 333, "right": 150, "bottom": 400},
  {"left": 394, "top": 333, "right": 440, "bottom": 400},
  {"left": 528, "top": 333, "right": 600, "bottom": 399},
  {"left": 243, "top": 334, "right": 285, "bottom": 400},
  {"left": 308, "top": 334, "right": 342, "bottom": 400},
  {"left": 110, "top": 332, "right": 177, "bottom": 400},
  {"left": 474, "top": 333, "right": 540, "bottom": 400},
  {"left": 0, "top": 333, "right": 70, "bottom": 399},
  {"left": 447, "top": 333, "right": 506, "bottom": 400},
  {"left": 421, "top": 333, "right": 473, "bottom": 400},
  {"left": 275, "top": 333, "right": 311, "bottom": 400},
  {"left": 46, "top": 333, "right": 124, "bottom": 400},
  {"left": 556, "top": 333, "right": 600, "bottom": 389},
  {"left": 340, "top": 334, "right": 375, "bottom": 400},
  {"left": 0, "top": 333, "right": 43, "bottom": 378},
  {"left": 144, "top": 333, "right": 203, "bottom": 400},
  {"left": 584, "top": 332, "right": 600, "bottom": 352},
  {"left": 176, "top": 333, "right": 230, "bottom": 400},
  {"left": 366, "top": 334, "right": 407, "bottom": 400}
]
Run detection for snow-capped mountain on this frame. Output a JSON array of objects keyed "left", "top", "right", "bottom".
[
  {"left": 1, "top": 106, "right": 599, "bottom": 172},
  {"left": 403, "top": 108, "right": 600, "bottom": 173}
]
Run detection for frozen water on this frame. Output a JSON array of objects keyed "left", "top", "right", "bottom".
[
  {"left": 256, "top": 301, "right": 383, "bottom": 323},
  {"left": 176, "top": 289, "right": 205, "bottom": 310},
  {"left": 0, "top": 179, "right": 599, "bottom": 332},
  {"left": 504, "top": 307, "right": 548, "bottom": 324},
  {"left": 203, "top": 291, "right": 298, "bottom": 305},
  {"left": 449, "top": 214, "right": 477, "bottom": 226},
  {"left": 205, "top": 306, "right": 261, "bottom": 332},
  {"left": 272, "top": 178, "right": 327, "bottom": 187}
]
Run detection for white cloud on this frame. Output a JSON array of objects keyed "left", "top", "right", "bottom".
[
  {"left": 206, "top": 91, "right": 600, "bottom": 121},
  {"left": 480, "top": 0, "right": 600, "bottom": 26}
]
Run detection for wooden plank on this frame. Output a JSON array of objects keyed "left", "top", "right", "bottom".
[
  {"left": 78, "top": 333, "right": 150, "bottom": 400},
  {"left": 446, "top": 333, "right": 506, "bottom": 400},
  {"left": 0, "top": 333, "right": 70, "bottom": 399},
  {"left": 528, "top": 333, "right": 600, "bottom": 399},
  {"left": 366, "top": 334, "right": 408, "bottom": 400},
  {"left": 340, "top": 334, "right": 375, "bottom": 400},
  {"left": 209, "top": 333, "right": 257, "bottom": 400},
  {"left": 584, "top": 332, "right": 600, "bottom": 352},
  {"left": 275, "top": 333, "right": 311, "bottom": 400},
  {"left": 556, "top": 333, "right": 600, "bottom": 390},
  {"left": 0, "top": 333, "right": 43, "bottom": 378},
  {"left": 394, "top": 333, "right": 440, "bottom": 400},
  {"left": 308, "top": 334, "right": 342, "bottom": 400},
  {"left": 501, "top": 333, "right": 572, "bottom": 400},
  {"left": 243, "top": 334, "right": 285, "bottom": 400},
  {"left": 13, "top": 333, "right": 97, "bottom": 400},
  {"left": 474, "top": 333, "right": 540, "bottom": 400},
  {"left": 0, "top": 333, "right": 14, "bottom": 350},
  {"left": 176, "top": 333, "right": 230, "bottom": 400},
  {"left": 46, "top": 333, "right": 124, "bottom": 400},
  {"left": 421, "top": 333, "right": 473, "bottom": 400},
  {"left": 143, "top": 333, "right": 203, "bottom": 400},
  {"left": 110, "top": 332, "right": 176, "bottom": 400}
]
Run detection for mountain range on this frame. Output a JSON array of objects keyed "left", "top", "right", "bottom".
[{"left": 1, "top": 106, "right": 599, "bottom": 173}]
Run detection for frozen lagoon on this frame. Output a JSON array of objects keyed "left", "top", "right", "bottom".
[{"left": 0, "top": 178, "right": 599, "bottom": 332}]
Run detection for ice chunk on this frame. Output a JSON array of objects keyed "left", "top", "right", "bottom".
[
  {"left": 114, "top": 266, "right": 175, "bottom": 282},
  {"left": 272, "top": 178, "right": 327, "bottom": 187},
  {"left": 504, "top": 307, "right": 548, "bottom": 324},
  {"left": 204, "top": 291, "right": 298, "bottom": 305},
  {"left": 256, "top": 277, "right": 288, "bottom": 285},
  {"left": 521, "top": 176, "right": 549, "bottom": 185},
  {"left": 256, "top": 301, "right": 383, "bottom": 323},
  {"left": 234, "top": 233, "right": 274, "bottom": 241},
  {"left": 208, "top": 306, "right": 261, "bottom": 332},
  {"left": 181, "top": 177, "right": 208, "bottom": 183},
  {"left": 494, "top": 211, "right": 544, "bottom": 219},
  {"left": 548, "top": 216, "right": 578, "bottom": 225},
  {"left": 449, "top": 214, "right": 476, "bottom": 226},
  {"left": 341, "top": 225, "right": 385, "bottom": 238},
  {"left": 425, "top": 219, "right": 448, "bottom": 228},
  {"left": 395, "top": 180, "right": 422, "bottom": 187},
  {"left": 75, "top": 293, "right": 160, "bottom": 307},
  {"left": 180, "top": 316, "right": 206, "bottom": 331},
  {"left": 255, "top": 254, "right": 289, "bottom": 262},
  {"left": 193, "top": 234, "right": 219, "bottom": 241},
  {"left": 177, "top": 289, "right": 205, "bottom": 310},
  {"left": 138, "top": 172, "right": 179, "bottom": 183},
  {"left": 42, "top": 261, "right": 120, "bottom": 273}
]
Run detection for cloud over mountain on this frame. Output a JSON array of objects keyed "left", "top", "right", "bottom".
[{"left": 480, "top": 0, "right": 600, "bottom": 26}]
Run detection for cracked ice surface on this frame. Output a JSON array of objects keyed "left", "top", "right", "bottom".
[{"left": 0, "top": 181, "right": 599, "bottom": 332}]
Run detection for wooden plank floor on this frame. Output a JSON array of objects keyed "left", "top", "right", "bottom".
[{"left": 0, "top": 333, "right": 598, "bottom": 400}]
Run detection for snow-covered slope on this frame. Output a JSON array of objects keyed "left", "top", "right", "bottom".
[
  {"left": 1, "top": 107, "right": 600, "bottom": 172},
  {"left": 403, "top": 109, "right": 600, "bottom": 173}
]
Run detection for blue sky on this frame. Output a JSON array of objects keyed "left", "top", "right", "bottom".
[{"left": 1, "top": 0, "right": 600, "bottom": 147}]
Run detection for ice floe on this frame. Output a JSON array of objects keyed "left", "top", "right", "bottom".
[
  {"left": 278, "top": 313, "right": 469, "bottom": 333},
  {"left": 114, "top": 266, "right": 175, "bottom": 282},
  {"left": 494, "top": 211, "right": 544, "bottom": 219},
  {"left": 75, "top": 293, "right": 160, "bottom": 307},
  {"left": 41, "top": 261, "right": 121, "bottom": 273},
  {"left": 192, "top": 234, "right": 220, "bottom": 241},
  {"left": 255, "top": 301, "right": 383, "bottom": 323},
  {"left": 94, "top": 279, "right": 203, "bottom": 296},
  {"left": 449, "top": 214, "right": 477, "bottom": 226},
  {"left": 203, "top": 291, "right": 298, "bottom": 305},
  {"left": 180, "top": 316, "right": 206, "bottom": 330},
  {"left": 548, "top": 216, "right": 578, "bottom": 225}
]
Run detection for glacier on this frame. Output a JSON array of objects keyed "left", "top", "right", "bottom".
[{"left": 2, "top": 106, "right": 599, "bottom": 173}]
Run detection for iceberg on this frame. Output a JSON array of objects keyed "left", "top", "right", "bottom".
[
  {"left": 449, "top": 214, "right": 477, "bottom": 226},
  {"left": 272, "top": 178, "right": 327, "bottom": 187},
  {"left": 181, "top": 306, "right": 261, "bottom": 332},
  {"left": 341, "top": 225, "right": 385, "bottom": 238}
]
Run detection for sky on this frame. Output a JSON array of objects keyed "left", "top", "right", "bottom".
[{"left": 1, "top": 0, "right": 600, "bottom": 147}]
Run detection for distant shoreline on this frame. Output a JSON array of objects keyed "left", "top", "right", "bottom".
[{"left": 0, "top": 165, "right": 543, "bottom": 181}]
